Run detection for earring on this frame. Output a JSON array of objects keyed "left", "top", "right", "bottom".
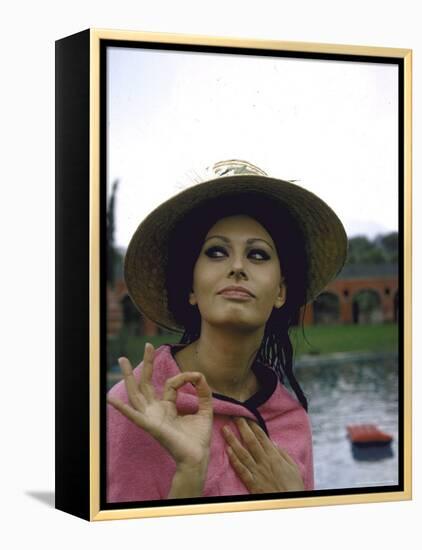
[{"left": 275, "top": 294, "right": 285, "bottom": 308}]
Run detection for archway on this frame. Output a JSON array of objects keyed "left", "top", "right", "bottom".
[
  {"left": 352, "top": 289, "right": 382, "bottom": 324},
  {"left": 313, "top": 291, "right": 340, "bottom": 324},
  {"left": 121, "top": 294, "right": 143, "bottom": 336}
]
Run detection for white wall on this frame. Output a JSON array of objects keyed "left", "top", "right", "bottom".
[{"left": 1, "top": 1, "right": 419, "bottom": 548}]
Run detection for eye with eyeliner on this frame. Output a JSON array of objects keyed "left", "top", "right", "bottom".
[
  {"left": 204, "top": 245, "right": 228, "bottom": 258},
  {"left": 248, "top": 248, "right": 271, "bottom": 261},
  {"left": 203, "top": 245, "right": 271, "bottom": 261}
]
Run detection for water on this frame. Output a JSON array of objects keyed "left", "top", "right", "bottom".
[{"left": 295, "top": 356, "right": 399, "bottom": 490}]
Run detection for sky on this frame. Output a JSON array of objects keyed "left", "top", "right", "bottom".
[{"left": 107, "top": 46, "right": 399, "bottom": 249}]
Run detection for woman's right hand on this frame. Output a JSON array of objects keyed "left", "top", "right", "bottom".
[{"left": 107, "top": 343, "right": 214, "bottom": 470}]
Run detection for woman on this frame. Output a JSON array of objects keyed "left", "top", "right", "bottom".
[{"left": 107, "top": 160, "right": 347, "bottom": 502}]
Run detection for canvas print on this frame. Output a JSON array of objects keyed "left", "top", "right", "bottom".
[{"left": 103, "top": 43, "right": 401, "bottom": 507}]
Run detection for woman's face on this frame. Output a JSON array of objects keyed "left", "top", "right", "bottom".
[{"left": 189, "top": 215, "right": 286, "bottom": 332}]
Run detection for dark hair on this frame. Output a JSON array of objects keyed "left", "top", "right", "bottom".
[{"left": 166, "top": 193, "right": 309, "bottom": 411}]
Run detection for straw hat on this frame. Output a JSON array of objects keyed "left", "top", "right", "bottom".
[{"left": 124, "top": 160, "right": 348, "bottom": 332}]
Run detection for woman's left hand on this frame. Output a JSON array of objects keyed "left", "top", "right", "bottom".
[{"left": 222, "top": 417, "right": 305, "bottom": 494}]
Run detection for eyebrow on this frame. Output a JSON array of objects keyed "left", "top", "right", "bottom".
[{"left": 204, "top": 235, "right": 275, "bottom": 251}]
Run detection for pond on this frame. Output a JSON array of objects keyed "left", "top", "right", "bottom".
[{"left": 295, "top": 355, "right": 399, "bottom": 491}]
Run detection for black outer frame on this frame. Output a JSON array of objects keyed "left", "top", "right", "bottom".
[
  {"left": 55, "top": 29, "right": 91, "bottom": 521},
  {"left": 55, "top": 29, "right": 409, "bottom": 522}
]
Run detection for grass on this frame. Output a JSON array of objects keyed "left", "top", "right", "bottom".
[
  {"left": 109, "top": 323, "right": 398, "bottom": 368},
  {"left": 290, "top": 322, "right": 398, "bottom": 357}
]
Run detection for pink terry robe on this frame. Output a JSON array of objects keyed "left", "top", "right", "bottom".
[{"left": 107, "top": 344, "right": 314, "bottom": 502}]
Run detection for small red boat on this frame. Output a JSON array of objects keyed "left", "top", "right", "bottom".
[{"left": 347, "top": 424, "right": 393, "bottom": 446}]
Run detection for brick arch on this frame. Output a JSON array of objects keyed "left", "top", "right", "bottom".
[
  {"left": 303, "top": 274, "right": 398, "bottom": 325},
  {"left": 312, "top": 290, "right": 341, "bottom": 324},
  {"left": 351, "top": 288, "right": 383, "bottom": 324},
  {"left": 120, "top": 292, "right": 160, "bottom": 337},
  {"left": 350, "top": 286, "right": 383, "bottom": 304}
]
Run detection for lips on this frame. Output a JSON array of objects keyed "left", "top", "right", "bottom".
[{"left": 217, "top": 285, "right": 255, "bottom": 298}]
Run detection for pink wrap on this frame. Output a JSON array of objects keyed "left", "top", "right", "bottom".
[{"left": 107, "top": 345, "right": 314, "bottom": 502}]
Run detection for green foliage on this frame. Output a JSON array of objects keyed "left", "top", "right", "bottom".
[
  {"left": 354, "top": 290, "right": 380, "bottom": 312},
  {"left": 378, "top": 232, "right": 399, "bottom": 263},
  {"left": 107, "top": 180, "right": 119, "bottom": 285},
  {"left": 346, "top": 232, "right": 398, "bottom": 265}
]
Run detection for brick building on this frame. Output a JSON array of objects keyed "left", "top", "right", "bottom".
[
  {"left": 302, "top": 263, "right": 398, "bottom": 325},
  {"left": 107, "top": 263, "right": 398, "bottom": 337}
]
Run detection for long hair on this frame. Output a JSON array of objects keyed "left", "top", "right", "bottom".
[{"left": 165, "top": 194, "right": 309, "bottom": 411}]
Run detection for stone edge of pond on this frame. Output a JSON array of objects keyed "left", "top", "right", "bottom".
[{"left": 295, "top": 351, "right": 398, "bottom": 368}]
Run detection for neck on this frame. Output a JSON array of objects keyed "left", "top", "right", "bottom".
[{"left": 177, "top": 323, "right": 265, "bottom": 400}]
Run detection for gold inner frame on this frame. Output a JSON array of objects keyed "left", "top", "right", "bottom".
[{"left": 89, "top": 28, "right": 412, "bottom": 521}]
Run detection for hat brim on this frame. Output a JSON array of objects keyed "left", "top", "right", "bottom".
[{"left": 124, "top": 175, "right": 348, "bottom": 332}]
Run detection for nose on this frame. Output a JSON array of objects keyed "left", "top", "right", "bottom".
[{"left": 228, "top": 253, "right": 248, "bottom": 280}]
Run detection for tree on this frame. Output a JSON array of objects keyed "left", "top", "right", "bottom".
[
  {"left": 345, "top": 233, "right": 398, "bottom": 265},
  {"left": 107, "top": 180, "right": 119, "bottom": 286},
  {"left": 377, "top": 232, "right": 398, "bottom": 263}
]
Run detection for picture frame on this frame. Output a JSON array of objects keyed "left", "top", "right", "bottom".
[{"left": 55, "top": 28, "right": 412, "bottom": 521}]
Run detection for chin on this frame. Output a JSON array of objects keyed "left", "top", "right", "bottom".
[{"left": 207, "top": 313, "right": 266, "bottom": 334}]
